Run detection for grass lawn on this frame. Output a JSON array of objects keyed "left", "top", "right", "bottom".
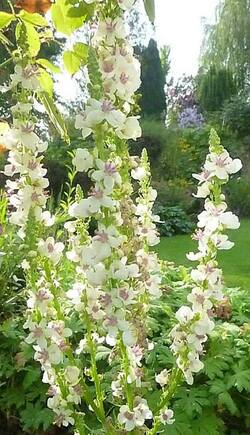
[{"left": 156, "top": 219, "right": 250, "bottom": 290}]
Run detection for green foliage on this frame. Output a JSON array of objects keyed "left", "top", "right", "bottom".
[
  {"left": 0, "top": 317, "right": 53, "bottom": 433},
  {"left": 15, "top": 21, "right": 40, "bottom": 57},
  {"left": 51, "top": 0, "right": 94, "bottom": 35},
  {"left": 197, "top": 66, "right": 237, "bottom": 112},
  {"left": 222, "top": 94, "right": 250, "bottom": 137},
  {"left": 0, "top": 11, "right": 14, "bottom": 29},
  {"left": 226, "top": 176, "right": 250, "bottom": 217},
  {"left": 139, "top": 39, "right": 166, "bottom": 117},
  {"left": 155, "top": 205, "right": 194, "bottom": 237},
  {"left": 38, "top": 93, "right": 69, "bottom": 142},
  {"left": 147, "top": 271, "right": 250, "bottom": 435},
  {"left": 63, "top": 42, "right": 88, "bottom": 75},
  {"left": 200, "top": 0, "right": 250, "bottom": 89},
  {"left": 143, "top": 0, "right": 155, "bottom": 24}
]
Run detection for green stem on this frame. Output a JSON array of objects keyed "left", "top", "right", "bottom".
[
  {"left": 120, "top": 339, "right": 134, "bottom": 410},
  {"left": 85, "top": 312, "right": 106, "bottom": 421},
  {"left": 148, "top": 368, "right": 183, "bottom": 435},
  {"left": 0, "top": 57, "right": 13, "bottom": 69}
]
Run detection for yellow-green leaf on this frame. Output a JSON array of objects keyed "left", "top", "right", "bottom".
[
  {"left": 38, "top": 92, "right": 69, "bottom": 142},
  {"left": 73, "top": 42, "right": 88, "bottom": 64},
  {"left": 51, "top": 0, "right": 86, "bottom": 36},
  {"left": 63, "top": 50, "right": 81, "bottom": 75},
  {"left": 16, "top": 22, "right": 40, "bottom": 57},
  {"left": 38, "top": 70, "right": 53, "bottom": 96},
  {"left": 18, "top": 11, "right": 48, "bottom": 27},
  {"left": 143, "top": 0, "right": 155, "bottom": 24},
  {"left": 0, "top": 12, "right": 14, "bottom": 29},
  {"left": 37, "top": 58, "right": 61, "bottom": 74}
]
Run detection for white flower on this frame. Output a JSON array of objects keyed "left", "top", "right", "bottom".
[
  {"left": 2, "top": 124, "right": 40, "bottom": 151},
  {"left": 38, "top": 237, "right": 64, "bottom": 264},
  {"left": 160, "top": 408, "right": 175, "bottom": 425},
  {"left": 72, "top": 148, "right": 93, "bottom": 172},
  {"left": 187, "top": 287, "right": 213, "bottom": 311},
  {"left": 10, "top": 64, "right": 40, "bottom": 91},
  {"left": 204, "top": 151, "right": 242, "bottom": 180},
  {"left": 33, "top": 343, "right": 63, "bottom": 366},
  {"left": 155, "top": 369, "right": 169, "bottom": 387},
  {"left": 175, "top": 306, "right": 194, "bottom": 324},
  {"left": 81, "top": 240, "right": 111, "bottom": 265},
  {"left": 131, "top": 166, "right": 146, "bottom": 180},
  {"left": 86, "top": 263, "right": 107, "bottom": 286},
  {"left": 66, "top": 282, "right": 85, "bottom": 309},
  {"left": 54, "top": 408, "right": 75, "bottom": 427},
  {"left": 133, "top": 396, "right": 153, "bottom": 421},
  {"left": 75, "top": 99, "right": 126, "bottom": 138},
  {"left": 69, "top": 188, "right": 115, "bottom": 218},
  {"left": 116, "top": 116, "right": 142, "bottom": 140},
  {"left": 64, "top": 366, "right": 80, "bottom": 386},
  {"left": 198, "top": 201, "right": 240, "bottom": 231},
  {"left": 118, "top": 0, "right": 135, "bottom": 10},
  {"left": 94, "top": 17, "right": 126, "bottom": 46},
  {"left": 24, "top": 319, "right": 48, "bottom": 348},
  {"left": 91, "top": 159, "right": 121, "bottom": 192},
  {"left": 118, "top": 405, "right": 137, "bottom": 431}
]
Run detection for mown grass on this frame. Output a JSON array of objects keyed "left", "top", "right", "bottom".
[{"left": 156, "top": 219, "right": 250, "bottom": 290}]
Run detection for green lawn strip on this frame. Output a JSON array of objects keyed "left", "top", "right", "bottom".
[{"left": 156, "top": 219, "right": 250, "bottom": 290}]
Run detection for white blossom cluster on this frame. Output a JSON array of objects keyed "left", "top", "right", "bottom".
[
  {"left": 24, "top": 252, "right": 83, "bottom": 428},
  {"left": 0, "top": 65, "right": 53, "bottom": 237},
  {"left": 170, "top": 129, "right": 242, "bottom": 385},
  {"left": 64, "top": 1, "right": 167, "bottom": 431}
]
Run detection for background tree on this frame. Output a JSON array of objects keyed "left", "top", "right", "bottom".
[
  {"left": 197, "top": 65, "right": 237, "bottom": 112},
  {"left": 139, "top": 38, "right": 166, "bottom": 118},
  {"left": 200, "top": 0, "right": 250, "bottom": 90},
  {"left": 160, "top": 44, "right": 171, "bottom": 79}
]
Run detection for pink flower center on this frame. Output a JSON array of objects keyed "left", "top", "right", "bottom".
[{"left": 120, "top": 72, "right": 129, "bottom": 84}]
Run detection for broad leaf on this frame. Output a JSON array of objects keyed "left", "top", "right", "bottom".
[
  {"left": 143, "top": 0, "right": 155, "bottom": 24},
  {"left": 38, "top": 70, "right": 54, "bottom": 96},
  {"left": 37, "top": 58, "right": 61, "bottom": 74},
  {"left": 73, "top": 42, "right": 88, "bottom": 63},
  {"left": 63, "top": 50, "right": 81, "bottom": 75},
  {"left": 18, "top": 11, "right": 48, "bottom": 27},
  {"left": 51, "top": 0, "right": 88, "bottom": 35},
  {"left": 38, "top": 93, "right": 69, "bottom": 142},
  {"left": 0, "top": 12, "right": 14, "bottom": 29},
  {"left": 16, "top": 22, "right": 40, "bottom": 57}
]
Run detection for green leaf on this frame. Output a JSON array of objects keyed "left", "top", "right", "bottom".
[
  {"left": 20, "top": 402, "right": 54, "bottom": 431},
  {"left": 229, "top": 366, "right": 250, "bottom": 392},
  {"left": 95, "top": 345, "right": 111, "bottom": 361},
  {"left": 0, "top": 30, "right": 13, "bottom": 46},
  {"left": 0, "top": 12, "right": 14, "bottom": 29},
  {"left": 143, "top": 0, "right": 155, "bottom": 24},
  {"left": 218, "top": 391, "right": 238, "bottom": 415},
  {"left": 203, "top": 356, "right": 229, "bottom": 380},
  {"left": 23, "top": 369, "right": 41, "bottom": 390},
  {"left": 51, "top": 0, "right": 88, "bottom": 35},
  {"left": 18, "top": 11, "right": 48, "bottom": 27},
  {"left": 38, "top": 70, "right": 53, "bottom": 96},
  {"left": 37, "top": 58, "right": 61, "bottom": 74},
  {"left": 38, "top": 92, "right": 69, "bottom": 142},
  {"left": 192, "top": 410, "right": 225, "bottom": 435},
  {"left": 16, "top": 21, "right": 40, "bottom": 57},
  {"left": 63, "top": 50, "right": 81, "bottom": 75},
  {"left": 175, "top": 387, "right": 211, "bottom": 417},
  {"left": 73, "top": 42, "right": 88, "bottom": 63}
]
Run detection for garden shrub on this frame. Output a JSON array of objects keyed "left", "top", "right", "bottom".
[
  {"left": 226, "top": 176, "right": 250, "bottom": 217},
  {"left": 154, "top": 205, "right": 195, "bottom": 237}
]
